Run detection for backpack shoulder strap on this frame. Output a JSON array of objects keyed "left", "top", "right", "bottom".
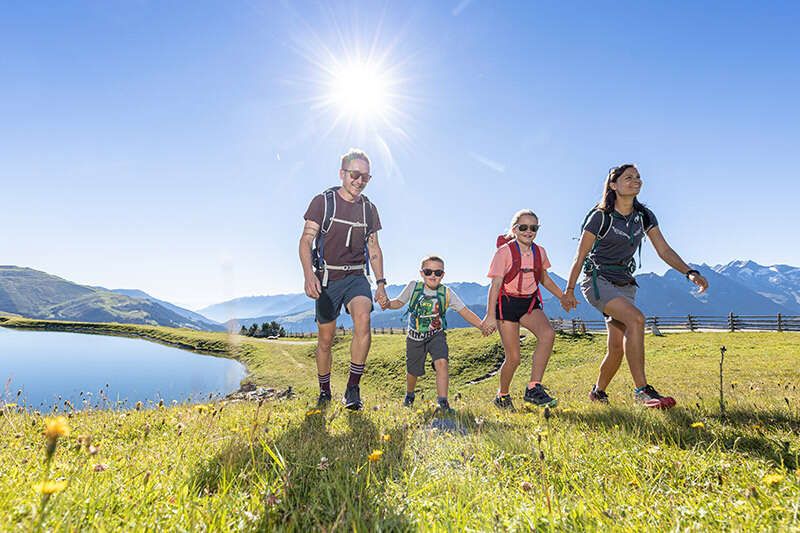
[
  {"left": 406, "top": 281, "right": 425, "bottom": 316},
  {"left": 321, "top": 187, "right": 340, "bottom": 233},
  {"left": 503, "top": 241, "right": 522, "bottom": 285},
  {"left": 437, "top": 284, "right": 449, "bottom": 329},
  {"left": 532, "top": 243, "right": 543, "bottom": 283},
  {"left": 581, "top": 208, "right": 612, "bottom": 240}
]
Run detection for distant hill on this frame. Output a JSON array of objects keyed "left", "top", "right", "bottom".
[
  {"left": 0, "top": 266, "right": 224, "bottom": 331},
  {"left": 111, "top": 289, "right": 221, "bottom": 329},
  {"left": 216, "top": 261, "right": 800, "bottom": 332}
]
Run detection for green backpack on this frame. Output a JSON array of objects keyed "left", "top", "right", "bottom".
[{"left": 403, "top": 281, "right": 449, "bottom": 333}]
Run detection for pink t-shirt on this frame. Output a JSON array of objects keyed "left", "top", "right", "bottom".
[{"left": 487, "top": 242, "right": 551, "bottom": 296}]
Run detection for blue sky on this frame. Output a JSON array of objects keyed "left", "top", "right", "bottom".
[{"left": 2, "top": 1, "right": 798, "bottom": 309}]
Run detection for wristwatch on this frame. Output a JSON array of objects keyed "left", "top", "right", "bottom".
[
  {"left": 685, "top": 269, "right": 700, "bottom": 279},
  {"left": 375, "top": 278, "right": 387, "bottom": 285}
]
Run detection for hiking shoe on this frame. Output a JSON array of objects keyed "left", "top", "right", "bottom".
[
  {"left": 634, "top": 384, "right": 676, "bottom": 409},
  {"left": 588, "top": 384, "right": 609, "bottom": 404},
  {"left": 436, "top": 398, "right": 455, "bottom": 415},
  {"left": 523, "top": 384, "right": 559, "bottom": 408},
  {"left": 493, "top": 394, "right": 515, "bottom": 411},
  {"left": 343, "top": 385, "right": 364, "bottom": 411},
  {"left": 317, "top": 390, "right": 332, "bottom": 407},
  {"left": 403, "top": 393, "right": 415, "bottom": 407}
]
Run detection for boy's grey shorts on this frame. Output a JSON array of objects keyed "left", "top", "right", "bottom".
[
  {"left": 315, "top": 274, "right": 373, "bottom": 324},
  {"left": 580, "top": 275, "right": 637, "bottom": 319},
  {"left": 406, "top": 331, "right": 448, "bottom": 377}
]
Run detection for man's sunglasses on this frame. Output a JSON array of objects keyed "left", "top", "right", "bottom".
[
  {"left": 422, "top": 269, "right": 444, "bottom": 277},
  {"left": 343, "top": 169, "right": 372, "bottom": 182},
  {"left": 515, "top": 224, "right": 540, "bottom": 232}
]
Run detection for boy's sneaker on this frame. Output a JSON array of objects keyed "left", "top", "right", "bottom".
[
  {"left": 343, "top": 385, "right": 364, "bottom": 411},
  {"left": 317, "top": 390, "right": 332, "bottom": 407},
  {"left": 523, "top": 384, "right": 558, "bottom": 408},
  {"left": 634, "top": 384, "right": 676, "bottom": 409},
  {"left": 403, "top": 393, "right": 415, "bottom": 407},
  {"left": 493, "top": 394, "right": 515, "bottom": 411},
  {"left": 436, "top": 398, "right": 455, "bottom": 415},
  {"left": 588, "top": 384, "right": 609, "bottom": 404}
]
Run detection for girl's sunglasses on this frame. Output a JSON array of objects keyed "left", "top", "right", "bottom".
[
  {"left": 422, "top": 269, "right": 444, "bottom": 277},
  {"left": 515, "top": 224, "right": 540, "bottom": 232}
]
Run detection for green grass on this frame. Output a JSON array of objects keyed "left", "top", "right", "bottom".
[{"left": 1, "top": 319, "right": 799, "bottom": 530}]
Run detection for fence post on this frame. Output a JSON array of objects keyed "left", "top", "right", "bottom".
[
  {"left": 571, "top": 319, "right": 577, "bottom": 335},
  {"left": 687, "top": 314, "right": 695, "bottom": 332},
  {"left": 777, "top": 313, "right": 783, "bottom": 333},
  {"left": 728, "top": 312, "right": 735, "bottom": 332}
]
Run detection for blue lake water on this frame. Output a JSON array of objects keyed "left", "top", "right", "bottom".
[{"left": 0, "top": 327, "right": 247, "bottom": 410}]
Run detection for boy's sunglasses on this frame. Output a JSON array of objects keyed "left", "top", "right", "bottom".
[
  {"left": 343, "top": 169, "right": 372, "bottom": 182},
  {"left": 515, "top": 224, "right": 540, "bottom": 232},
  {"left": 422, "top": 269, "right": 444, "bottom": 277}
]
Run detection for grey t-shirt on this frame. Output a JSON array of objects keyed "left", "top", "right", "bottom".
[
  {"left": 583, "top": 207, "right": 658, "bottom": 284},
  {"left": 396, "top": 281, "right": 466, "bottom": 340}
]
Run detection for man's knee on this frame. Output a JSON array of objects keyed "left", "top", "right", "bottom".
[{"left": 625, "top": 310, "right": 645, "bottom": 329}]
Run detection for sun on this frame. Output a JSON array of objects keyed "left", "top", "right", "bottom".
[{"left": 327, "top": 60, "right": 392, "bottom": 120}]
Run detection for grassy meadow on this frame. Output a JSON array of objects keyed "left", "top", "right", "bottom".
[{"left": 1, "top": 319, "right": 799, "bottom": 531}]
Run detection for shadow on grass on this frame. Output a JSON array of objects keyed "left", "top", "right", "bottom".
[
  {"left": 189, "top": 406, "right": 413, "bottom": 531},
  {"left": 559, "top": 406, "right": 799, "bottom": 470}
]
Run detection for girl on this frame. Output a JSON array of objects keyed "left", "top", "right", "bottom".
[
  {"left": 483, "top": 209, "right": 566, "bottom": 410},
  {"left": 562, "top": 164, "right": 708, "bottom": 408}
]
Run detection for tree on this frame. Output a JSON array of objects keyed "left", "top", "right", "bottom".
[
  {"left": 239, "top": 325, "right": 247, "bottom": 336},
  {"left": 248, "top": 323, "right": 258, "bottom": 337}
]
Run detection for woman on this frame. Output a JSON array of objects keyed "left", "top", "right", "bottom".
[
  {"left": 483, "top": 209, "right": 566, "bottom": 410},
  {"left": 562, "top": 164, "right": 708, "bottom": 408}
]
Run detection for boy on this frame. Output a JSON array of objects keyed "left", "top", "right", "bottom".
[{"left": 385, "top": 256, "right": 486, "bottom": 413}]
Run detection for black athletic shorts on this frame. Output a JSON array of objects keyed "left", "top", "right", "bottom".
[{"left": 495, "top": 294, "right": 542, "bottom": 323}]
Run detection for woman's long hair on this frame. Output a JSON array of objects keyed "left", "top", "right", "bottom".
[
  {"left": 505, "top": 209, "right": 538, "bottom": 239},
  {"left": 598, "top": 163, "right": 645, "bottom": 213}
]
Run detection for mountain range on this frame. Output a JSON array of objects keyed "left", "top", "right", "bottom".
[
  {"left": 219, "top": 261, "right": 800, "bottom": 332},
  {"left": 1, "top": 260, "right": 798, "bottom": 333}
]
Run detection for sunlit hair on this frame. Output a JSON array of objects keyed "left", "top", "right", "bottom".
[
  {"left": 420, "top": 255, "right": 445, "bottom": 269},
  {"left": 505, "top": 209, "right": 538, "bottom": 239},
  {"left": 340, "top": 148, "right": 371, "bottom": 170},
  {"left": 598, "top": 163, "right": 645, "bottom": 213}
]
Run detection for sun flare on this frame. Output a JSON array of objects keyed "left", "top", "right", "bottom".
[{"left": 327, "top": 60, "right": 392, "bottom": 119}]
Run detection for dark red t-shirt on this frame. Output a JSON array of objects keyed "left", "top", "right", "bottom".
[{"left": 304, "top": 190, "right": 382, "bottom": 282}]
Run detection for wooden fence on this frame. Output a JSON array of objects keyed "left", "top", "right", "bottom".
[{"left": 284, "top": 314, "right": 800, "bottom": 337}]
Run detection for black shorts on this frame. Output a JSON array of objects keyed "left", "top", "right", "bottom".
[
  {"left": 495, "top": 295, "right": 542, "bottom": 323},
  {"left": 315, "top": 274, "right": 373, "bottom": 324}
]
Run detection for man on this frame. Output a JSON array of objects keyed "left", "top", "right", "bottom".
[{"left": 299, "top": 148, "right": 389, "bottom": 410}]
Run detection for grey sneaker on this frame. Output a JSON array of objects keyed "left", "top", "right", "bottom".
[
  {"left": 493, "top": 394, "right": 515, "bottom": 410},
  {"left": 403, "top": 392, "right": 415, "bottom": 407},
  {"left": 523, "top": 384, "right": 558, "bottom": 408},
  {"left": 343, "top": 385, "right": 364, "bottom": 411},
  {"left": 633, "top": 384, "right": 676, "bottom": 409},
  {"left": 436, "top": 398, "right": 455, "bottom": 415},
  {"left": 588, "top": 384, "right": 609, "bottom": 404},
  {"left": 317, "top": 390, "right": 332, "bottom": 407}
]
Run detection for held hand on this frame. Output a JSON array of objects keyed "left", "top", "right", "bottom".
[
  {"left": 561, "top": 292, "right": 578, "bottom": 312},
  {"left": 304, "top": 273, "right": 321, "bottom": 300},
  {"left": 374, "top": 285, "right": 389, "bottom": 309},
  {"left": 481, "top": 316, "right": 497, "bottom": 336},
  {"left": 689, "top": 273, "right": 709, "bottom": 293}
]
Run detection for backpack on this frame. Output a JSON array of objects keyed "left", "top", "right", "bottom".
[
  {"left": 403, "top": 281, "right": 449, "bottom": 332},
  {"left": 311, "top": 186, "right": 374, "bottom": 286},
  {"left": 494, "top": 235, "right": 543, "bottom": 319}
]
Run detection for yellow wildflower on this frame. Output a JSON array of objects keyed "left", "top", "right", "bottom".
[
  {"left": 368, "top": 450, "right": 384, "bottom": 462},
  {"left": 690, "top": 422, "right": 705, "bottom": 429},
  {"left": 3, "top": 403, "right": 17, "bottom": 409},
  {"left": 763, "top": 474, "right": 784, "bottom": 486},
  {"left": 34, "top": 480, "right": 68, "bottom": 495},
  {"left": 382, "top": 434, "right": 391, "bottom": 442},
  {"left": 305, "top": 409, "right": 321, "bottom": 417},
  {"left": 44, "top": 416, "right": 70, "bottom": 439}
]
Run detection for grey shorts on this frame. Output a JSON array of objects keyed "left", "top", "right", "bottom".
[
  {"left": 580, "top": 275, "right": 637, "bottom": 318},
  {"left": 406, "top": 331, "right": 449, "bottom": 377},
  {"left": 315, "top": 274, "right": 373, "bottom": 324}
]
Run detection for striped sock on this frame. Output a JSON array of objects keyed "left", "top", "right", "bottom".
[
  {"left": 527, "top": 381, "right": 541, "bottom": 389},
  {"left": 318, "top": 373, "right": 331, "bottom": 394},
  {"left": 347, "top": 362, "right": 365, "bottom": 387}
]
